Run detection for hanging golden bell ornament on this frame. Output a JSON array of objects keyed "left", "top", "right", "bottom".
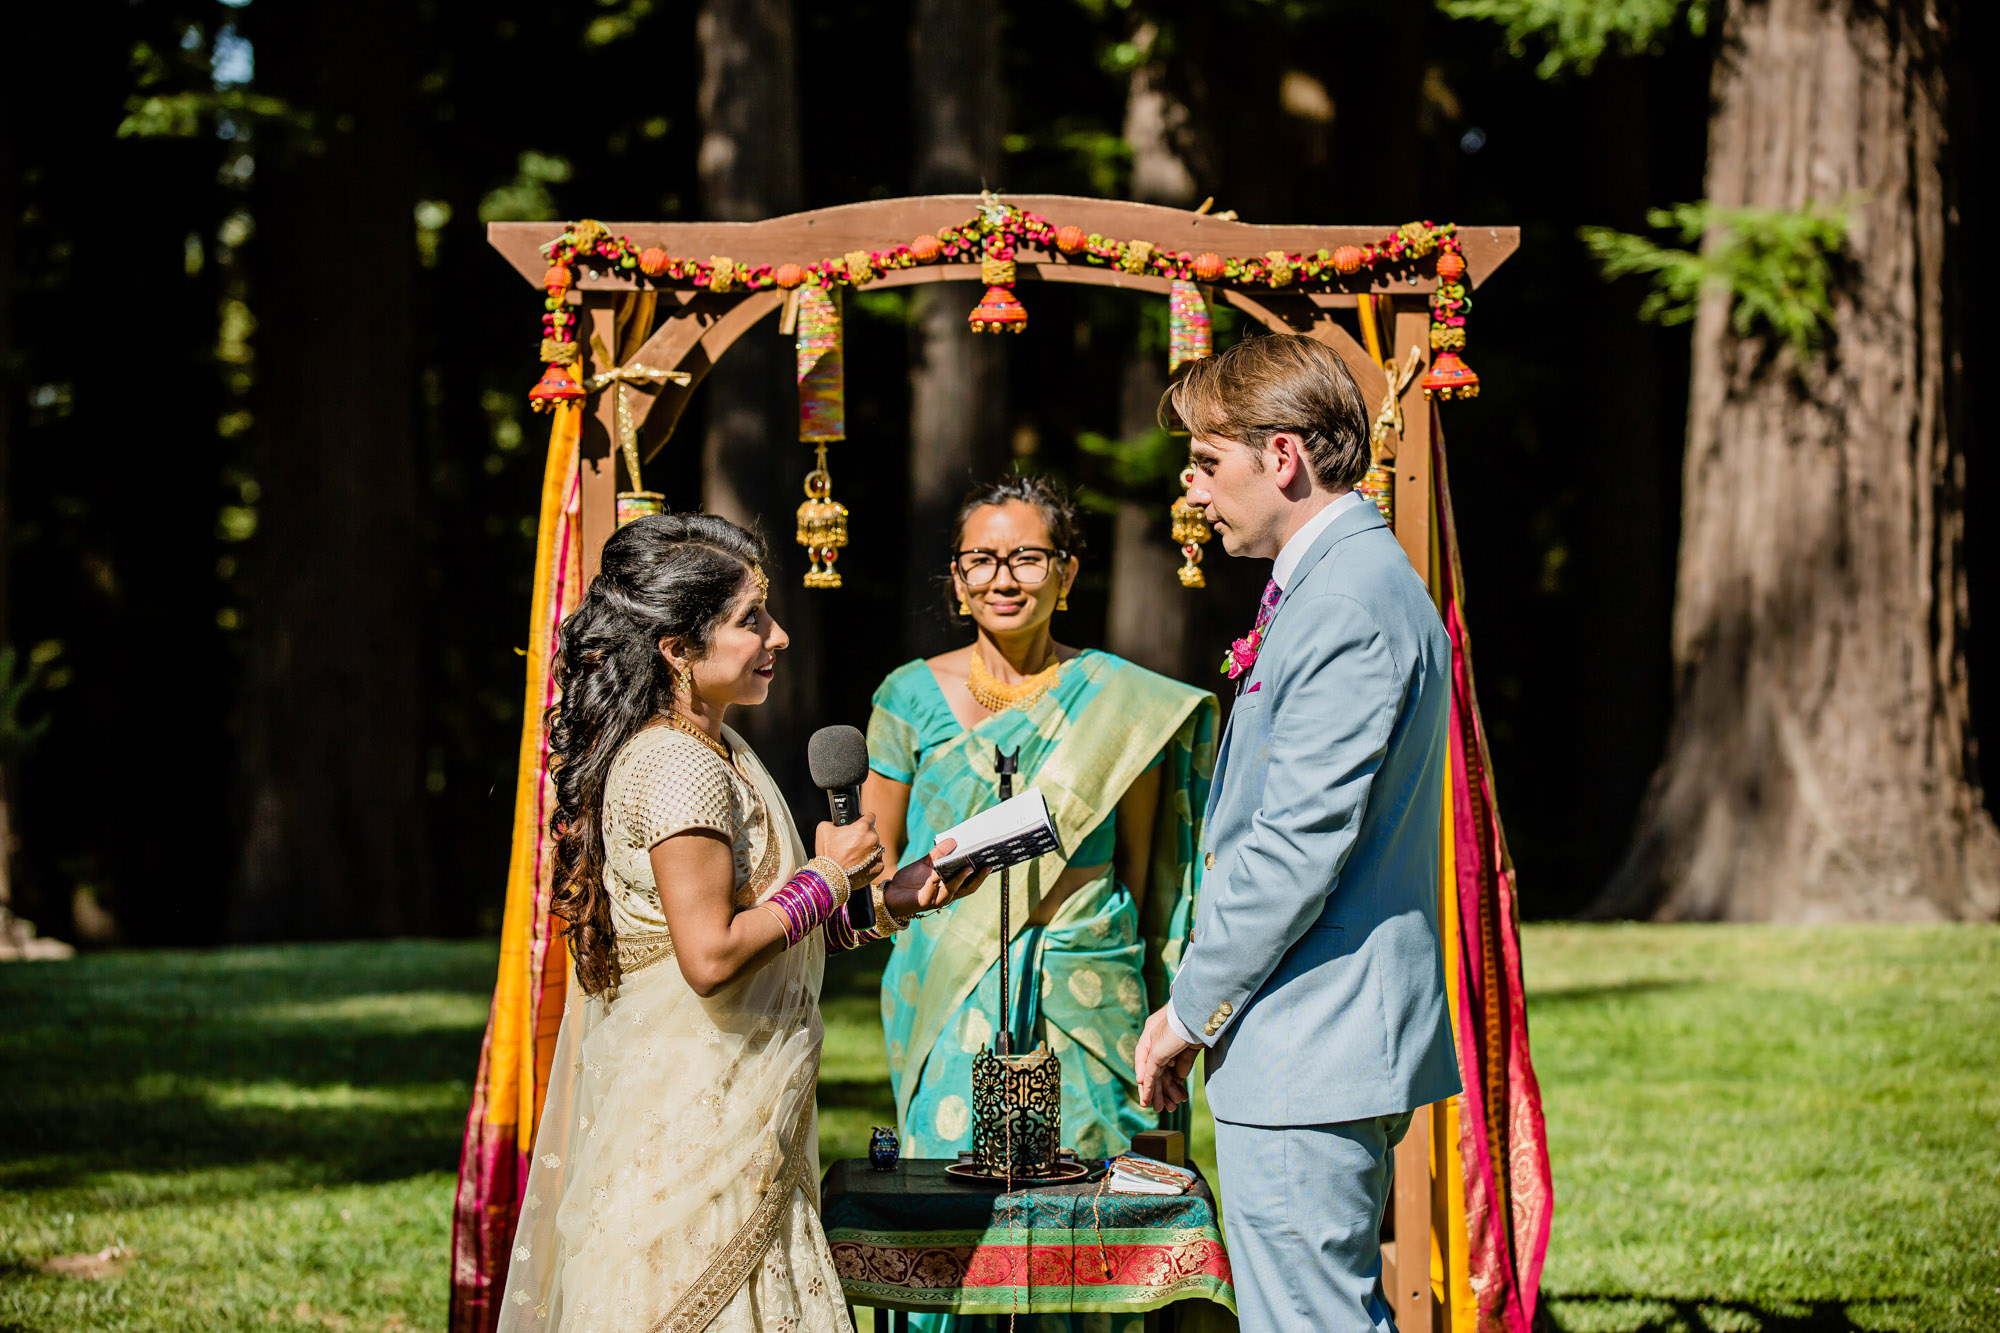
[
  {"left": 796, "top": 445, "right": 849, "bottom": 589},
  {"left": 1171, "top": 461, "right": 1212, "bottom": 589},
  {"left": 794, "top": 285, "right": 851, "bottom": 586}
]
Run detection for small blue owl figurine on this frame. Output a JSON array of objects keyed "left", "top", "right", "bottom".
[{"left": 868, "top": 1125, "right": 900, "bottom": 1172}]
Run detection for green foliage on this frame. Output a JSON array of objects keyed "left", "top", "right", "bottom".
[
  {"left": 0, "top": 641, "right": 69, "bottom": 760},
  {"left": 1078, "top": 427, "right": 1186, "bottom": 492},
  {"left": 1580, "top": 201, "right": 1848, "bottom": 357},
  {"left": 116, "top": 90, "right": 305, "bottom": 139},
  {"left": 1438, "top": 0, "right": 1707, "bottom": 78},
  {"left": 478, "top": 151, "right": 574, "bottom": 224}
]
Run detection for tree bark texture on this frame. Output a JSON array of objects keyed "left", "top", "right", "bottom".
[
  {"left": 902, "top": 0, "right": 1006, "bottom": 658},
  {"left": 696, "top": 0, "right": 818, "bottom": 799},
  {"left": 1605, "top": 0, "right": 2000, "bottom": 920},
  {"left": 229, "top": 0, "right": 432, "bottom": 938},
  {"left": 1105, "top": 46, "right": 1197, "bottom": 680}
]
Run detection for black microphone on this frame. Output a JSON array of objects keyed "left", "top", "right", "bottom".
[{"left": 808, "top": 725, "right": 876, "bottom": 931}]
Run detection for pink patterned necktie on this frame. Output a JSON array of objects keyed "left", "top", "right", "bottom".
[{"left": 1254, "top": 577, "right": 1283, "bottom": 633}]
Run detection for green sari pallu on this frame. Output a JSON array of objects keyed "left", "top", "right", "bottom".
[{"left": 868, "top": 650, "right": 1217, "bottom": 1173}]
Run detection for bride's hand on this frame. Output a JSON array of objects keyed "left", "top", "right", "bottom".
[{"left": 816, "top": 814, "right": 882, "bottom": 884}]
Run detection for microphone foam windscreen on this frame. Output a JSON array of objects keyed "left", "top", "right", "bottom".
[{"left": 808, "top": 725, "right": 871, "bottom": 790}]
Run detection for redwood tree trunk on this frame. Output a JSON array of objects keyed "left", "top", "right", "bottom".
[
  {"left": 1104, "top": 40, "right": 1197, "bottom": 680},
  {"left": 697, "top": 0, "right": 817, "bottom": 798},
  {"left": 229, "top": 0, "right": 432, "bottom": 938},
  {"left": 902, "top": 0, "right": 1006, "bottom": 657},
  {"left": 1604, "top": 0, "right": 2000, "bottom": 920}
]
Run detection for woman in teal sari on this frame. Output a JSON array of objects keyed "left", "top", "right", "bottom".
[{"left": 862, "top": 477, "right": 1217, "bottom": 1195}]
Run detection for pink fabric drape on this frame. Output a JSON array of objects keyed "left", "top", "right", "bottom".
[{"left": 1432, "top": 409, "right": 1554, "bottom": 1331}]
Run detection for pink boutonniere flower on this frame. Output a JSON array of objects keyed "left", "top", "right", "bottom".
[{"left": 1221, "top": 628, "right": 1263, "bottom": 679}]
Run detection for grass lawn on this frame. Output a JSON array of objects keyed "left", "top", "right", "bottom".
[{"left": 2, "top": 925, "right": 1995, "bottom": 1332}]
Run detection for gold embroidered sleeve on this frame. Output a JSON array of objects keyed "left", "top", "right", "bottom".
[{"left": 610, "top": 730, "right": 740, "bottom": 852}]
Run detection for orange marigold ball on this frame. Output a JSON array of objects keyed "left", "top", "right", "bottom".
[
  {"left": 1054, "top": 225, "right": 1088, "bottom": 255},
  {"left": 1435, "top": 250, "right": 1467, "bottom": 282},
  {"left": 1331, "top": 246, "right": 1365, "bottom": 276},
  {"left": 544, "top": 265, "right": 574, "bottom": 292},
  {"left": 774, "top": 263, "right": 807, "bottom": 289},
  {"left": 1193, "top": 252, "right": 1226, "bottom": 282},
  {"left": 638, "top": 248, "right": 670, "bottom": 277},
  {"left": 910, "top": 235, "right": 943, "bottom": 263}
]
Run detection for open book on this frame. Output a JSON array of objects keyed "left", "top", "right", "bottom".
[{"left": 931, "top": 789, "right": 1065, "bottom": 876}]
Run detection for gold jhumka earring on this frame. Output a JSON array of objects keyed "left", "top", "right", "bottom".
[
  {"left": 1056, "top": 585, "right": 1069, "bottom": 612},
  {"left": 958, "top": 594, "right": 972, "bottom": 617}
]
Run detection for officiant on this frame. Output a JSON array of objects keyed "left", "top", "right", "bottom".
[{"left": 861, "top": 477, "right": 1218, "bottom": 1186}]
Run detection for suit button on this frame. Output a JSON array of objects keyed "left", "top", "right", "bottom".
[
  {"left": 1219, "top": 1001, "right": 1233, "bottom": 1015},
  {"left": 1203, "top": 852, "right": 1215, "bottom": 871}
]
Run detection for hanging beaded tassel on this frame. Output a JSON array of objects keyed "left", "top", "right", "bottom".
[
  {"left": 795, "top": 284, "right": 849, "bottom": 587},
  {"left": 1167, "top": 280, "right": 1214, "bottom": 588}
]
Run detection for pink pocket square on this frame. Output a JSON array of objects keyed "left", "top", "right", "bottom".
[{"left": 1245, "top": 680, "right": 1262, "bottom": 693}]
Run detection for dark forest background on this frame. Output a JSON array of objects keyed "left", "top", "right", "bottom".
[{"left": 1, "top": 0, "right": 1991, "bottom": 946}]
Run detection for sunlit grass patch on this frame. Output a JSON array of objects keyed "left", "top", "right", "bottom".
[{"left": 4, "top": 925, "right": 1996, "bottom": 1331}]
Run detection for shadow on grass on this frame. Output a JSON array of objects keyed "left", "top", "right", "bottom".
[
  {"left": 0, "top": 941, "right": 496, "bottom": 1193},
  {"left": 1544, "top": 1294, "right": 1911, "bottom": 1332},
  {"left": 1528, "top": 978, "right": 1697, "bottom": 1006}
]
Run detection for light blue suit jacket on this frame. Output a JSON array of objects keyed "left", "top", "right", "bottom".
[{"left": 1172, "top": 500, "right": 1461, "bottom": 1127}]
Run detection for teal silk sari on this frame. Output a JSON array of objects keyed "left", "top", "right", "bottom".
[{"left": 867, "top": 650, "right": 1217, "bottom": 1166}]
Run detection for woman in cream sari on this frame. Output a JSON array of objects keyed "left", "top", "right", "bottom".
[
  {"left": 863, "top": 478, "right": 1218, "bottom": 1186},
  {"left": 498, "top": 514, "right": 981, "bottom": 1333}
]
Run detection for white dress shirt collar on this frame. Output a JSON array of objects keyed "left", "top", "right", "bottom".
[{"left": 1271, "top": 488, "right": 1366, "bottom": 591}]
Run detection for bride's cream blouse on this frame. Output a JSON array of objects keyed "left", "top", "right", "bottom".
[{"left": 601, "top": 724, "right": 786, "bottom": 972}]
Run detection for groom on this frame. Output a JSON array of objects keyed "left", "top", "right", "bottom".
[{"left": 1135, "top": 334, "right": 1461, "bottom": 1332}]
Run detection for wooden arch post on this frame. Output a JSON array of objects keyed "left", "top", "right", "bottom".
[{"left": 489, "top": 198, "right": 1518, "bottom": 1332}]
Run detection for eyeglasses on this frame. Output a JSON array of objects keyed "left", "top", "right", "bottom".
[{"left": 952, "top": 547, "right": 1063, "bottom": 587}]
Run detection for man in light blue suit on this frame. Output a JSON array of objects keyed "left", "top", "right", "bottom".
[{"left": 1136, "top": 333, "right": 1461, "bottom": 1333}]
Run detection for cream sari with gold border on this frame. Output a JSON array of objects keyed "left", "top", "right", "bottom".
[{"left": 496, "top": 725, "right": 847, "bottom": 1333}]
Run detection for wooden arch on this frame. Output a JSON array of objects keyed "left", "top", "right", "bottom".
[{"left": 489, "top": 195, "right": 1518, "bottom": 584}]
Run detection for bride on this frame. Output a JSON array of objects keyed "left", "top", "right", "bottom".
[{"left": 497, "top": 514, "right": 984, "bottom": 1333}]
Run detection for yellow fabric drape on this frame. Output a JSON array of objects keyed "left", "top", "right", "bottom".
[{"left": 487, "top": 402, "right": 582, "bottom": 1144}]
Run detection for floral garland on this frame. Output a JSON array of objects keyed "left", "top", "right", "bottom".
[{"left": 526, "top": 198, "right": 1482, "bottom": 410}]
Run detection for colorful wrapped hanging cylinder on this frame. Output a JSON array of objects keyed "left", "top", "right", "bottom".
[
  {"left": 616, "top": 491, "right": 666, "bottom": 527},
  {"left": 1357, "top": 462, "right": 1396, "bottom": 526},
  {"left": 1169, "top": 280, "right": 1212, "bottom": 373},
  {"left": 796, "top": 285, "right": 845, "bottom": 442},
  {"left": 795, "top": 285, "right": 850, "bottom": 586}
]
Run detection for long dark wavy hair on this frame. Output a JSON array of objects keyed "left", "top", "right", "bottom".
[
  {"left": 946, "top": 474, "right": 1084, "bottom": 621},
  {"left": 546, "top": 513, "right": 767, "bottom": 996}
]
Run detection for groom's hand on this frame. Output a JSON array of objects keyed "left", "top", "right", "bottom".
[{"left": 1135, "top": 1006, "right": 1199, "bottom": 1112}]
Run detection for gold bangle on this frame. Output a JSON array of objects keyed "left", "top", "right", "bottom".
[
  {"left": 872, "top": 880, "right": 912, "bottom": 933},
  {"left": 805, "top": 855, "right": 851, "bottom": 906}
]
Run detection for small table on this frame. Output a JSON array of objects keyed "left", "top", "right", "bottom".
[{"left": 821, "top": 1158, "right": 1236, "bottom": 1330}]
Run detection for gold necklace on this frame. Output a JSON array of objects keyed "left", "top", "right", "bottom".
[
  {"left": 665, "top": 711, "right": 733, "bottom": 766},
  {"left": 967, "top": 645, "right": 1062, "bottom": 714}
]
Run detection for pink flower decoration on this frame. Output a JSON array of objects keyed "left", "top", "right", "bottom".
[{"left": 1221, "top": 628, "right": 1263, "bottom": 679}]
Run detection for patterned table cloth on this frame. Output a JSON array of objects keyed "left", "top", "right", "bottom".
[{"left": 820, "top": 1158, "right": 1236, "bottom": 1320}]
